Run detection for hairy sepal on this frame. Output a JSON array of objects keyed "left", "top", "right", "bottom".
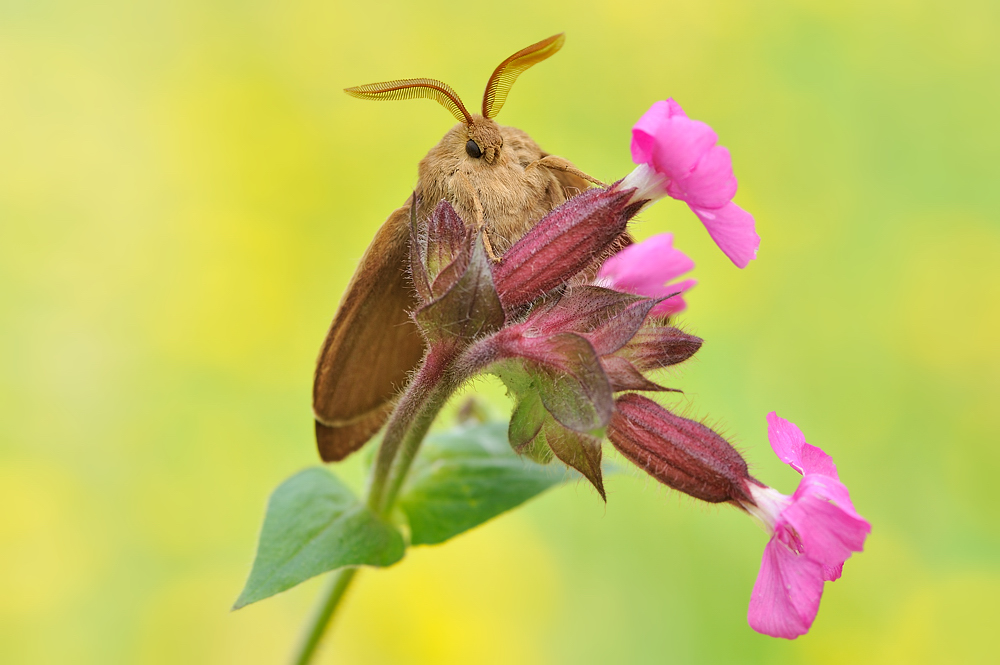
[
  {"left": 508, "top": 389, "right": 546, "bottom": 451},
  {"left": 607, "top": 393, "right": 753, "bottom": 504},
  {"left": 414, "top": 232, "right": 504, "bottom": 344},
  {"left": 524, "top": 286, "right": 657, "bottom": 356},
  {"left": 600, "top": 355, "right": 677, "bottom": 392},
  {"left": 619, "top": 322, "right": 703, "bottom": 371},
  {"left": 492, "top": 331, "right": 613, "bottom": 434},
  {"left": 539, "top": 418, "right": 605, "bottom": 499},
  {"left": 410, "top": 200, "right": 476, "bottom": 304}
]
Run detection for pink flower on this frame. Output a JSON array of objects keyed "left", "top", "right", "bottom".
[
  {"left": 620, "top": 99, "right": 760, "bottom": 269},
  {"left": 740, "top": 413, "right": 871, "bottom": 639},
  {"left": 595, "top": 233, "right": 696, "bottom": 316}
]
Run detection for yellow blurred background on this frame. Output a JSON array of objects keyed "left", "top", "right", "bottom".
[{"left": 2, "top": 0, "right": 998, "bottom": 662}]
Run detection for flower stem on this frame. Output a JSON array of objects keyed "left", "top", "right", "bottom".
[
  {"left": 291, "top": 567, "right": 358, "bottom": 665},
  {"left": 292, "top": 342, "right": 463, "bottom": 663},
  {"left": 378, "top": 380, "right": 454, "bottom": 515},
  {"left": 367, "top": 343, "right": 459, "bottom": 515}
]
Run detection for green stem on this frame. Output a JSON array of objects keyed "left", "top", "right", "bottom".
[
  {"left": 378, "top": 380, "right": 454, "bottom": 515},
  {"left": 367, "top": 343, "right": 459, "bottom": 514},
  {"left": 292, "top": 342, "right": 463, "bottom": 664},
  {"left": 291, "top": 567, "right": 357, "bottom": 665}
]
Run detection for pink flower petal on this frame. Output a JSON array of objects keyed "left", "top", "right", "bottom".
[
  {"left": 689, "top": 201, "right": 759, "bottom": 269},
  {"left": 628, "top": 100, "right": 760, "bottom": 268},
  {"left": 824, "top": 562, "right": 845, "bottom": 582},
  {"left": 596, "top": 233, "right": 697, "bottom": 315},
  {"left": 630, "top": 100, "right": 670, "bottom": 164},
  {"left": 781, "top": 489, "right": 871, "bottom": 582},
  {"left": 748, "top": 537, "right": 824, "bottom": 639},
  {"left": 745, "top": 413, "right": 871, "bottom": 639},
  {"left": 662, "top": 98, "right": 688, "bottom": 119},
  {"left": 630, "top": 99, "right": 692, "bottom": 165},
  {"left": 648, "top": 116, "right": 718, "bottom": 181},
  {"left": 766, "top": 412, "right": 839, "bottom": 479},
  {"left": 793, "top": 473, "right": 863, "bottom": 523},
  {"left": 667, "top": 146, "right": 738, "bottom": 209},
  {"left": 597, "top": 233, "right": 694, "bottom": 292},
  {"left": 799, "top": 444, "right": 839, "bottom": 479}
]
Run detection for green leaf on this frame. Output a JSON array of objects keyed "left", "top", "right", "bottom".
[
  {"left": 398, "top": 422, "right": 570, "bottom": 546},
  {"left": 234, "top": 468, "right": 405, "bottom": 609}
]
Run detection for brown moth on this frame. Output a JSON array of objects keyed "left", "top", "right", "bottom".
[{"left": 313, "top": 33, "right": 604, "bottom": 462}]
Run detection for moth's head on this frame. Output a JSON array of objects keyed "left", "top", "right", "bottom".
[
  {"left": 465, "top": 116, "right": 503, "bottom": 164},
  {"left": 344, "top": 33, "right": 565, "bottom": 167}
]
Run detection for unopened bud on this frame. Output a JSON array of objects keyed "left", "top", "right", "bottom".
[
  {"left": 619, "top": 325, "right": 702, "bottom": 372},
  {"left": 492, "top": 187, "right": 646, "bottom": 310},
  {"left": 413, "top": 230, "right": 504, "bottom": 344},
  {"left": 520, "top": 286, "right": 655, "bottom": 356},
  {"left": 410, "top": 200, "right": 474, "bottom": 304},
  {"left": 608, "top": 394, "right": 754, "bottom": 503}
]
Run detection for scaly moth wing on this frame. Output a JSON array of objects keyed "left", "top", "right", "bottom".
[{"left": 313, "top": 200, "right": 425, "bottom": 462}]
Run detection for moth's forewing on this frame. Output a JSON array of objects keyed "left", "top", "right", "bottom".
[
  {"left": 313, "top": 202, "right": 425, "bottom": 461},
  {"left": 315, "top": 406, "right": 393, "bottom": 463}
]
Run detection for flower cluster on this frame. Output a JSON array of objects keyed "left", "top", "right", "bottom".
[{"left": 405, "top": 100, "right": 867, "bottom": 640}]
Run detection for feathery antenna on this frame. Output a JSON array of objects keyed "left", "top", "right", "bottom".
[
  {"left": 344, "top": 78, "right": 473, "bottom": 125},
  {"left": 482, "top": 33, "right": 565, "bottom": 119}
]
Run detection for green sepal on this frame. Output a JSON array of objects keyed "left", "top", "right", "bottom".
[
  {"left": 508, "top": 390, "right": 546, "bottom": 451},
  {"left": 496, "top": 332, "right": 612, "bottom": 434},
  {"left": 541, "top": 418, "right": 605, "bottom": 500}
]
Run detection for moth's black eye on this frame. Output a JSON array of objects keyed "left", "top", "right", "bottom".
[{"left": 465, "top": 140, "right": 483, "bottom": 159}]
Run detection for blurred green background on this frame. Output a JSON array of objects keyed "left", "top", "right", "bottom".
[{"left": 2, "top": 0, "right": 998, "bottom": 662}]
